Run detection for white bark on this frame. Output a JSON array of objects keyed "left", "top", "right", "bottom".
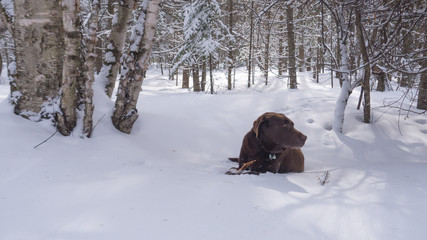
[
  {"left": 112, "top": 0, "right": 161, "bottom": 134},
  {"left": 101, "top": 0, "right": 135, "bottom": 98},
  {"left": 82, "top": 0, "right": 101, "bottom": 138},
  {"left": 11, "top": 0, "right": 64, "bottom": 120},
  {"left": 332, "top": 7, "right": 354, "bottom": 133},
  {"left": 57, "top": 0, "right": 82, "bottom": 135}
]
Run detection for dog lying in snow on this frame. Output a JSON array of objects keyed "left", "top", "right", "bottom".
[{"left": 229, "top": 112, "right": 307, "bottom": 174}]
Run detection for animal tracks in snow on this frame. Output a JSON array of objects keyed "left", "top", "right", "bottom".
[
  {"left": 321, "top": 131, "right": 338, "bottom": 148},
  {"left": 414, "top": 119, "right": 427, "bottom": 134},
  {"left": 414, "top": 119, "right": 427, "bottom": 125},
  {"left": 306, "top": 118, "right": 314, "bottom": 124}
]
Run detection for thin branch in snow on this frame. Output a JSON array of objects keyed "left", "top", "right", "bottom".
[{"left": 34, "top": 130, "right": 58, "bottom": 149}]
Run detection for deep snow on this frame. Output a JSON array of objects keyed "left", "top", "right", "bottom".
[{"left": 1, "top": 65, "right": 427, "bottom": 240}]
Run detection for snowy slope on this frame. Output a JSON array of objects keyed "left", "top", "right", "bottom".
[{"left": 0, "top": 67, "right": 426, "bottom": 240}]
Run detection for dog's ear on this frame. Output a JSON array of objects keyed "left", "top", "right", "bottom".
[{"left": 253, "top": 114, "right": 269, "bottom": 138}]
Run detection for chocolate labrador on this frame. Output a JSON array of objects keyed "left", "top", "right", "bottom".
[{"left": 230, "top": 112, "right": 307, "bottom": 173}]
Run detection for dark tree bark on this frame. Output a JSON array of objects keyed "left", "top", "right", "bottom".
[
  {"left": 264, "top": 10, "right": 271, "bottom": 85},
  {"left": 192, "top": 63, "right": 201, "bottom": 92},
  {"left": 201, "top": 61, "right": 207, "bottom": 92},
  {"left": 417, "top": 20, "right": 427, "bottom": 110},
  {"left": 247, "top": 0, "right": 254, "bottom": 88},
  {"left": 227, "top": 0, "right": 234, "bottom": 90},
  {"left": 286, "top": 5, "right": 297, "bottom": 89},
  {"left": 278, "top": 13, "right": 285, "bottom": 76},
  {"left": 182, "top": 67, "right": 190, "bottom": 89},
  {"left": 355, "top": 6, "right": 371, "bottom": 123}
]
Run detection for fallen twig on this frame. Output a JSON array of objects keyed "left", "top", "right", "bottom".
[
  {"left": 225, "top": 160, "right": 259, "bottom": 175},
  {"left": 92, "top": 113, "right": 106, "bottom": 132},
  {"left": 34, "top": 130, "right": 58, "bottom": 149}
]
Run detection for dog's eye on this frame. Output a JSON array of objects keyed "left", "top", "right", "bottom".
[{"left": 283, "top": 119, "right": 294, "bottom": 128}]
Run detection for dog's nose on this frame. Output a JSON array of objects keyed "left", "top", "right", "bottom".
[{"left": 301, "top": 134, "right": 307, "bottom": 144}]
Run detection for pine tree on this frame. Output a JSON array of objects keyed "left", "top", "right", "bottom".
[{"left": 171, "top": 0, "right": 231, "bottom": 93}]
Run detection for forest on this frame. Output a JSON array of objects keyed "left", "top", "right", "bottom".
[
  {"left": 1, "top": 1, "right": 427, "bottom": 239},
  {"left": 1, "top": 0, "right": 426, "bottom": 136}
]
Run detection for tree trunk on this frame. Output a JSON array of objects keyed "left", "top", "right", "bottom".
[
  {"left": 264, "top": 10, "right": 271, "bottom": 85},
  {"left": 336, "top": 29, "right": 342, "bottom": 87},
  {"left": 372, "top": 65, "right": 386, "bottom": 92},
  {"left": 11, "top": 0, "right": 64, "bottom": 120},
  {"left": 82, "top": 0, "right": 101, "bottom": 138},
  {"left": 192, "top": 63, "right": 200, "bottom": 92},
  {"left": 332, "top": 6, "right": 354, "bottom": 133},
  {"left": 418, "top": 66, "right": 427, "bottom": 110},
  {"left": 227, "top": 0, "right": 233, "bottom": 90},
  {"left": 102, "top": 0, "right": 135, "bottom": 98},
  {"left": 417, "top": 20, "right": 427, "bottom": 110},
  {"left": 112, "top": 0, "right": 161, "bottom": 134},
  {"left": 56, "top": 0, "right": 82, "bottom": 136},
  {"left": 182, "top": 67, "right": 190, "bottom": 89},
  {"left": 355, "top": 6, "right": 370, "bottom": 124},
  {"left": 247, "top": 0, "right": 254, "bottom": 88},
  {"left": 315, "top": 36, "right": 322, "bottom": 82},
  {"left": 210, "top": 54, "right": 214, "bottom": 94},
  {"left": 201, "top": 61, "right": 207, "bottom": 92},
  {"left": 400, "top": 8, "right": 414, "bottom": 87},
  {"left": 286, "top": 5, "right": 297, "bottom": 89},
  {"left": 298, "top": 39, "right": 305, "bottom": 72},
  {"left": 0, "top": 52, "right": 2, "bottom": 76},
  {"left": 278, "top": 13, "right": 285, "bottom": 76}
]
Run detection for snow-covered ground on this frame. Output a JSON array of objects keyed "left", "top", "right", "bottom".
[{"left": 1, "top": 66, "right": 426, "bottom": 240}]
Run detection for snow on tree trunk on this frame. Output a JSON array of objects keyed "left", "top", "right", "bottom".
[
  {"left": 170, "top": 0, "right": 230, "bottom": 88},
  {"left": 101, "top": 0, "right": 135, "bottom": 98},
  {"left": 112, "top": 0, "right": 161, "bottom": 134},
  {"left": 332, "top": 7, "right": 353, "bottom": 133},
  {"left": 286, "top": 5, "right": 297, "bottom": 89},
  {"left": 11, "top": 0, "right": 64, "bottom": 120},
  {"left": 57, "top": 0, "right": 82, "bottom": 136}
]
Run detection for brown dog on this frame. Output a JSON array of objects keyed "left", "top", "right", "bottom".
[{"left": 230, "top": 112, "right": 307, "bottom": 173}]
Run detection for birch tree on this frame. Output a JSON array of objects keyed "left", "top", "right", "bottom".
[
  {"left": 112, "top": 0, "right": 161, "bottom": 133},
  {"left": 100, "top": 0, "right": 135, "bottom": 98},
  {"left": 57, "top": 0, "right": 83, "bottom": 136},
  {"left": 10, "top": 0, "right": 64, "bottom": 121},
  {"left": 320, "top": 0, "right": 356, "bottom": 133},
  {"left": 82, "top": 0, "right": 101, "bottom": 137}
]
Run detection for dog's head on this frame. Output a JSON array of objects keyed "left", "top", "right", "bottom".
[{"left": 253, "top": 112, "right": 307, "bottom": 153}]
